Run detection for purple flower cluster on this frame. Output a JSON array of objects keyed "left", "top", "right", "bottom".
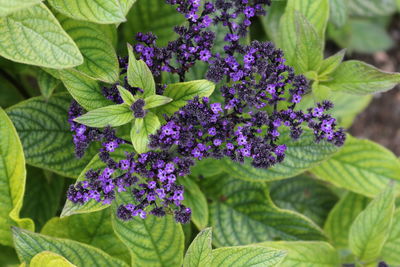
[{"left": 67, "top": 0, "right": 345, "bottom": 224}]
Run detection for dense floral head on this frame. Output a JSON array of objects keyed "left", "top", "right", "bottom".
[{"left": 67, "top": 0, "right": 345, "bottom": 224}]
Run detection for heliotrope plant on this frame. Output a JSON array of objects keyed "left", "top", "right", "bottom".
[{"left": 66, "top": 0, "right": 345, "bottom": 223}]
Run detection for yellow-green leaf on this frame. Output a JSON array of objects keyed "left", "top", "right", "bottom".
[
  {"left": 131, "top": 112, "right": 160, "bottom": 154},
  {"left": 381, "top": 209, "right": 400, "bottom": 265},
  {"left": 0, "top": 0, "right": 42, "bottom": 17},
  {"left": 30, "top": 251, "right": 76, "bottom": 267},
  {"left": 75, "top": 104, "right": 133, "bottom": 128},
  {"left": 183, "top": 228, "right": 212, "bottom": 267}
]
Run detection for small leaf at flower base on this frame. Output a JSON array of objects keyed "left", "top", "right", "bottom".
[
  {"left": 30, "top": 251, "right": 76, "bottom": 267},
  {"left": 12, "top": 227, "right": 128, "bottom": 267},
  {"left": 212, "top": 246, "right": 286, "bottom": 267},
  {"left": 75, "top": 104, "right": 133, "bottom": 128},
  {"left": 349, "top": 184, "right": 396, "bottom": 263},
  {"left": 41, "top": 209, "right": 130, "bottom": 264},
  {"left": 47, "top": 0, "right": 126, "bottom": 24},
  {"left": 0, "top": 4, "right": 83, "bottom": 68},
  {"left": 311, "top": 135, "right": 400, "bottom": 197},
  {"left": 158, "top": 80, "right": 215, "bottom": 116},
  {"left": 318, "top": 49, "right": 346, "bottom": 78},
  {"left": 321, "top": 60, "right": 400, "bottom": 95},
  {"left": 117, "top": 85, "right": 136, "bottom": 105},
  {"left": 183, "top": 228, "right": 212, "bottom": 267},
  {"left": 0, "top": 0, "right": 42, "bottom": 17},
  {"left": 329, "top": 0, "right": 348, "bottom": 28},
  {"left": 180, "top": 177, "right": 209, "bottom": 229},
  {"left": 111, "top": 191, "right": 185, "bottom": 267},
  {"left": 6, "top": 93, "right": 97, "bottom": 178},
  {"left": 60, "top": 69, "right": 113, "bottom": 110},
  {"left": 131, "top": 112, "right": 161, "bottom": 154},
  {"left": 381, "top": 209, "right": 400, "bottom": 265},
  {"left": 60, "top": 144, "right": 133, "bottom": 217},
  {"left": 144, "top": 95, "right": 173, "bottom": 109},
  {"left": 200, "top": 175, "right": 326, "bottom": 247},
  {"left": 37, "top": 69, "right": 60, "bottom": 99},
  {"left": 0, "top": 108, "right": 34, "bottom": 246},
  {"left": 58, "top": 15, "right": 119, "bottom": 83},
  {"left": 258, "top": 241, "right": 340, "bottom": 266},
  {"left": 127, "top": 44, "right": 155, "bottom": 97},
  {"left": 324, "top": 192, "right": 370, "bottom": 248}
]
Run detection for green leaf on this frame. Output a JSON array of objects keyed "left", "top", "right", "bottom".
[
  {"left": 122, "top": 0, "right": 185, "bottom": 46},
  {"left": 12, "top": 227, "right": 128, "bottom": 267},
  {"left": 260, "top": 0, "right": 287, "bottom": 42},
  {"left": 329, "top": 0, "right": 348, "bottom": 28},
  {"left": 312, "top": 84, "right": 332, "bottom": 103},
  {"left": 0, "top": 0, "right": 42, "bottom": 17},
  {"left": 258, "top": 241, "right": 340, "bottom": 266},
  {"left": 222, "top": 128, "right": 340, "bottom": 182},
  {"left": 183, "top": 228, "right": 212, "bottom": 267},
  {"left": 144, "top": 95, "right": 173, "bottom": 109},
  {"left": 348, "top": 0, "right": 397, "bottom": 17},
  {"left": 47, "top": 0, "right": 126, "bottom": 24},
  {"left": 117, "top": 85, "right": 136, "bottom": 105},
  {"left": 21, "top": 168, "right": 64, "bottom": 230},
  {"left": 381, "top": 209, "right": 400, "bottom": 265},
  {"left": 311, "top": 135, "right": 400, "bottom": 197},
  {"left": 321, "top": 60, "right": 400, "bottom": 95},
  {"left": 349, "top": 185, "right": 396, "bottom": 263},
  {"left": 41, "top": 209, "right": 130, "bottom": 264},
  {"left": 292, "top": 12, "right": 323, "bottom": 74},
  {"left": 6, "top": 93, "right": 97, "bottom": 178},
  {"left": 118, "top": 0, "right": 137, "bottom": 15},
  {"left": 37, "top": 69, "right": 60, "bottom": 99},
  {"left": 59, "top": 69, "right": 112, "bottom": 110},
  {"left": 318, "top": 49, "right": 346, "bottom": 78},
  {"left": 111, "top": 191, "right": 185, "bottom": 267},
  {"left": 180, "top": 177, "right": 209, "bottom": 229},
  {"left": 60, "top": 144, "right": 133, "bottom": 217},
  {"left": 58, "top": 16, "right": 119, "bottom": 83},
  {"left": 201, "top": 175, "right": 326, "bottom": 247},
  {"left": 75, "top": 104, "right": 133, "bottom": 128},
  {"left": 278, "top": 0, "right": 329, "bottom": 63},
  {"left": 158, "top": 80, "right": 215, "bottom": 116},
  {"left": 0, "top": 244, "right": 21, "bottom": 266},
  {"left": 0, "top": 4, "right": 83, "bottom": 68},
  {"left": 30, "top": 251, "right": 76, "bottom": 267},
  {"left": 0, "top": 108, "right": 34, "bottom": 246},
  {"left": 324, "top": 192, "right": 370, "bottom": 248},
  {"left": 127, "top": 45, "right": 155, "bottom": 97},
  {"left": 270, "top": 175, "right": 338, "bottom": 226},
  {"left": 131, "top": 112, "right": 160, "bottom": 154},
  {"left": 212, "top": 246, "right": 286, "bottom": 267}
]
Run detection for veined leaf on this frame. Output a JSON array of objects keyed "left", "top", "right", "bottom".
[
  {"left": 258, "top": 241, "right": 340, "bottom": 266},
  {"left": 270, "top": 175, "right": 338, "bottom": 226},
  {"left": 324, "top": 192, "right": 370, "bottom": 248},
  {"left": 61, "top": 144, "right": 133, "bottom": 217},
  {"left": 212, "top": 246, "right": 286, "bottom": 267},
  {"left": 41, "top": 209, "right": 130, "bottom": 264},
  {"left": 311, "top": 135, "right": 400, "bottom": 197},
  {"left": 37, "top": 69, "right": 60, "bottom": 99},
  {"left": 144, "top": 95, "right": 173, "bottom": 109},
  {"left": 47, "top": 0, "right": 126, "bottom": 24},
  {"left": 329, "top": 0, "right": 348, "bottom": 28},
  {"left": 260, "top": 0, "right": 287, "bottom": 43},
  {"left": 381, "top": 209, "right": 400, "bottom": 265},
  {"left": 321, "top": 60, "right": 400, "bottom": 95},
  {"left": 0, "top": 0, "right": 42, "bottom": 17},
  {"left": 180, "top": 177, "right": 209, "bottom": 229},
  {"left": 318, "top": 49, "right": 346, "bottom": 78},
  {"left": 0, "top": 108, "right": 34, "bottom": 246},
  {"left": 119, "top": 0, "right": 137, "bottom": 15},
  {"left": 12, "top": 227, "right": 128, "bottom": 267},
  {"left": 348, "top": 0, "right": 397, "bottom": 17},
  {"left": 30, "top": 251, "right": 76, "bottom": 267},
  {"left": 0, "top": 4, "right": 83, "bottom": 68},
  {"left": 58, "top": 16, "right": 119, "bottom": 83},
  {"left": 183, "top": 228, "right": 212, "bottom": 267},
  {"left": 158, "top": 80, "right": 215, "bottom": 116},
  {"left": 131, "top": 112, "right": 160, "bottom": 154},
  {"left": 127, "top": 45, "right": 155, "bottom": 97},
  {"left": 201, "top": 175, "right": 326, "bottom": 247},
  {"left": 349, "top": 185, "right": 396, "bottom": 263},
  {"left": 6, "top": 93, "right": 97, "bottom": 178},
  {"left": 117, "top": 86, "right": 136, "bottom": 105},
  {"left": 222, "top": 128, "right": 340, "bottom": 182},
  {"left": 60, "top": 69, "right": 112, "bottom": 110},
  {"left": 111, "top": 191, "right": 185, "bottom": 267},
  {"left": 75, "top": 104, "right": 133, "bottom": 128}
]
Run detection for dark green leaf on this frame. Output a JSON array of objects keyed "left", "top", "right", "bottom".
[{"left": 180, "top": 177, "right": 208, "bottom": 229}]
